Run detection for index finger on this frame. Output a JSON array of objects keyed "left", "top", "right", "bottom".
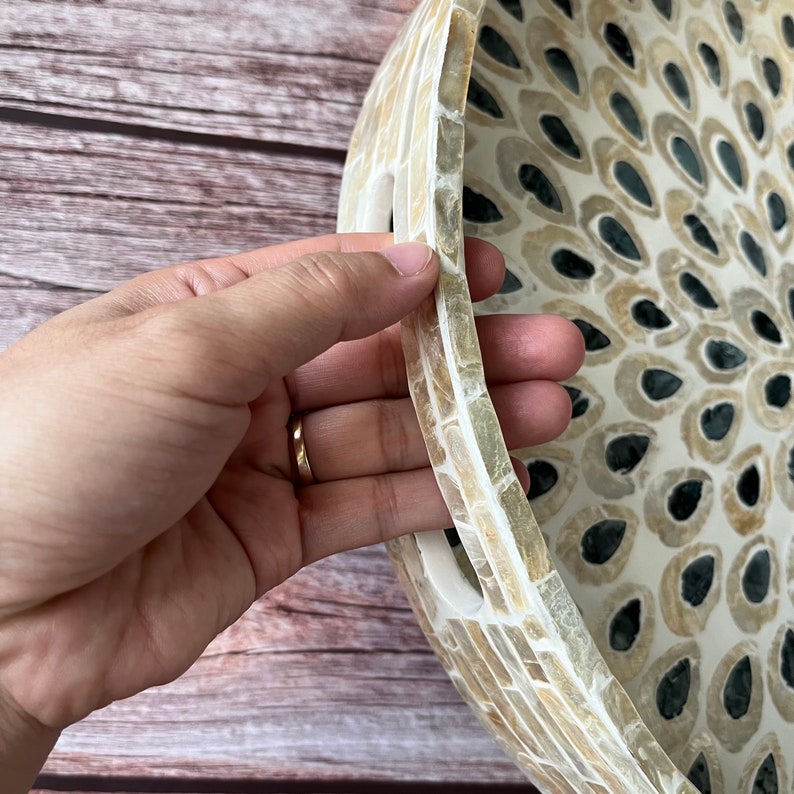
[{"left": 286, "top": 313, "right": 585, "bottom": 412}]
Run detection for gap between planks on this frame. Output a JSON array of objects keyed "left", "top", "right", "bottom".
[
  {"left": 0, "top": 108, "right": 349, "bottom": 164},
  {"left": 33, "top": 776, "right": 537, "bottom": 793}
]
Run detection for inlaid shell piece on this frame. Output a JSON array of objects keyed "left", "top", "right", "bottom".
[{"left": 338, "top": 1, "right": 794, "bottom": 792}]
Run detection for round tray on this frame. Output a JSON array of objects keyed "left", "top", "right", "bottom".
[{"left": 338, "top": 2, "right": 794, "bottom": 791}]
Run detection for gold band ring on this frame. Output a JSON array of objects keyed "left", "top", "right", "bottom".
[{"left": 289, "top": 413, "right": 316, "bottom": 487}]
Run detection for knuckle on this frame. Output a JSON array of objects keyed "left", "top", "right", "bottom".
[
  {"left": 293, "top": 251, "right": 361, "bottom": 308},
  {"left": 374, "top": 399, "right": 412, "bottom": 472},
  {"left": 376, "top": 329, "right": 407, "bottom": 397},
  {"left": 170, "top": 263, "right": 215, "bottom": 298},
  {"left": 371, "top": 476, "right": 402, "bottom": 544}
]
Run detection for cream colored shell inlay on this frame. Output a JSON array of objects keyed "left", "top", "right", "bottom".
[{"left": 339, "top": 0, "right": 794, "bottom": 792}]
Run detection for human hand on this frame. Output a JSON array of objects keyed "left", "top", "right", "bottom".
[{"left": 0, "top": 233, "right": 584, "bottom": 789}]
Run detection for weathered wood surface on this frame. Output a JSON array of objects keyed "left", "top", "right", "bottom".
[
  {"left": 1, "top": 0, "right": 416, "bottom": 151},
  {"left": 3, "top": 0, "right": 532, "bottom": 789},
  {"left": 0, "top": 122, "right": 344, "bottom": 292}
]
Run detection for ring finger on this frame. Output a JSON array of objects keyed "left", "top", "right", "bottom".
[{"left": 299, "top": 379, "right": 571, "bottom": 483}]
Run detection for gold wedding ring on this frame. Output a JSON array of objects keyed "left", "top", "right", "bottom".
[{"left": 289, "top": 413, "right": 316, "bottom": 487}]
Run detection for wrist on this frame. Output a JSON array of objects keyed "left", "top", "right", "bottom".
[{"left": 0, "top": 686, "right": 60, "bottom": 794}]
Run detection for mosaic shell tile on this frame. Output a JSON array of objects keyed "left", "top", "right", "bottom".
[{"left": 338, "top": 1, "right": 794, "bottom": 791}]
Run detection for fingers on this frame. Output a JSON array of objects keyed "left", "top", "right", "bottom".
[
  {"left": 288, "top": 313, "right": 585, "bottom": 411},
  {"left": 300, "top": 380, "right": 572, "bottom": 482},
  {"left": 461, "top": 236, "right": 508, "bottom": 300},
  {"left": 64, "top": 232, "right": 517, "bottom": 411},
  {"left": 295, "top": 457, "right": 530, "bottom": 566},
  {"left": 77, "top": 233, "right": 396, "bottom": 319},
  {"left": 475, "top": 311, "right": 586, "bottom": 386},
  {"left": 208, "top": 235, "right": 504, "bottom": 302},
  {"left": 297, "top": 470, "right": 450, "bottom": 563},
  {"left": 133, "top": 243, "right": 441, "bottom": 405}
]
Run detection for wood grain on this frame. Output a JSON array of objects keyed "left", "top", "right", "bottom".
[
  {"left": 1, "top": 0, "right": 418, "bottom": 150},
  {"left": 0, "top": 122, "right": 344, "bottom": 293}
]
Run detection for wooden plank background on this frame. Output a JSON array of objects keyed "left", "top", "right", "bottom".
[{"left": 2, "top": 1, "right": 533, "bottom": 790}]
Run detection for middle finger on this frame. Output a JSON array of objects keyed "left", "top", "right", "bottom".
[
  {"left": 287, "top": 313, "right": 585, "bottom": 413},
  {"left": 300, "top": 379, "right": 572, "bottom": 483}
]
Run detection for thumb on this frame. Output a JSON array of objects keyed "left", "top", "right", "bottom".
[{"left": 146, "top": 242, "right": 439, "bottom": 404}]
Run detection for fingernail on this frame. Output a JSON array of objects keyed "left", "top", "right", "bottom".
[{"left": 380, "top": 242, "right": 434, "bottom": 276}]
